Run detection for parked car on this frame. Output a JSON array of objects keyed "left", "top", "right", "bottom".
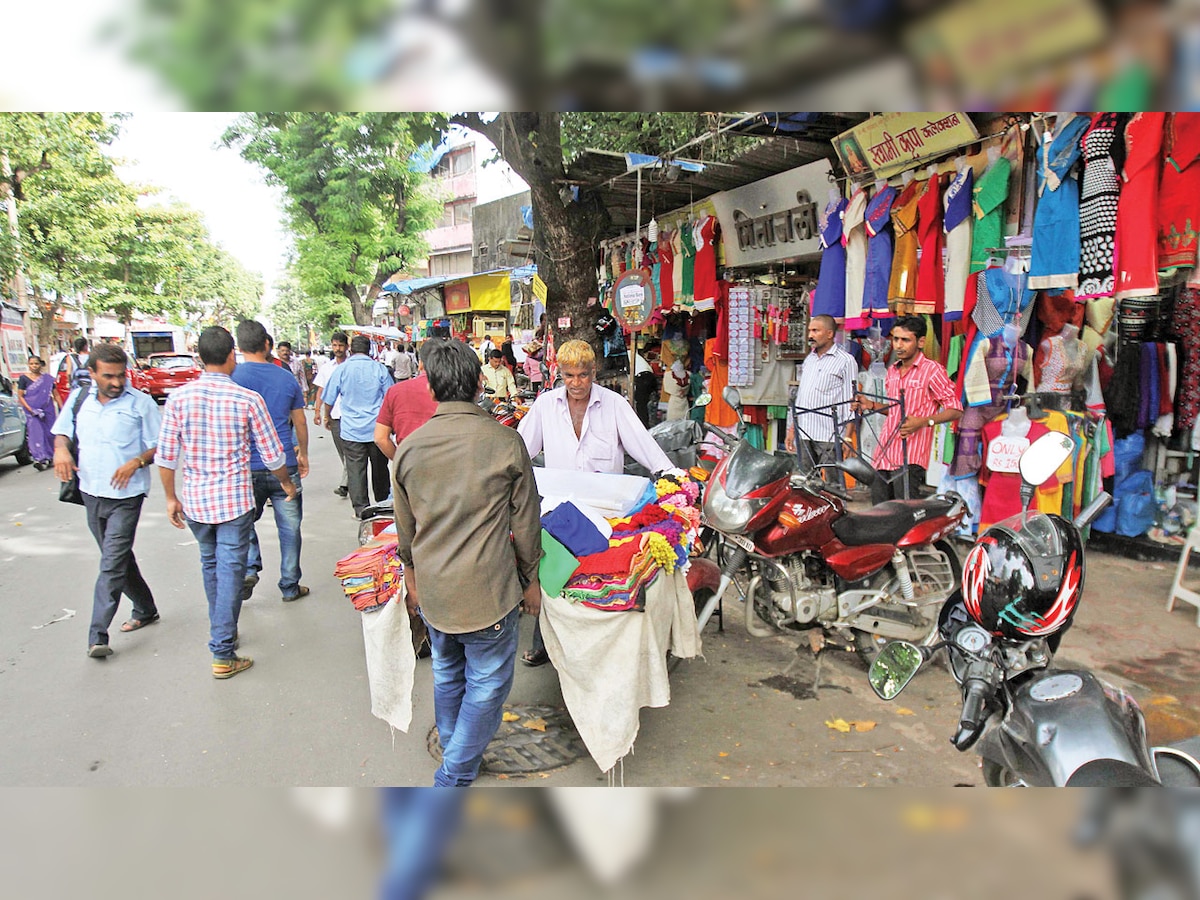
[
  {"left": 48, "top": 351, "right": 153, "bottom": 405},
  {"left": 139, "top": 352, "right": 203, "bottom": 401},
  {"left": 0, "top": 374, "right": 33, "bottom": 467}
]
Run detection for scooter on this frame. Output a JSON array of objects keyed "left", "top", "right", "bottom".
[
  {"left": 867, "top": 431, "right": 1200, "bottom": 787},
  {"left": 695, "top": 386, "right": 967, "bottom": 666}
]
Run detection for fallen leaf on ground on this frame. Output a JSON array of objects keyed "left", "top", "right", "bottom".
[
  {"left": 502, "top": 712, "right": 520, "bottom": 722},
  {"left": 854, "top": 721, "right": 877, "bottom": 732},
  {"left": 896, "top": 708, "right": 915, "bottom": 716},
  {"left": 520, "top": 717, "right": 547, "bottom": 732},
  {"left": 825, "top": 718, "right": 852, "bottom": 733},
  {"left": 718, "top": 751, "right": 729, "bottom": 757}
]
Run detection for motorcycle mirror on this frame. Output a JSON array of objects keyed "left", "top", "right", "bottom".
[
  {"left": 694, "top": 392, "right": 712, "bottom": 407},
  {"left": 868, "top": 641, "right": 924, "bottom": 700},
  {"left": 722, "top": 386, "right": 742, "bottom": 410},
  {"left": 838, "top": 456, "right": 876, "bottom": 486},
  {"left": 1018, "top": 432, "right": 1074, "bottom": 488},
  {"left": 484, "top": 387, "right": 496, "bottom": 395}
]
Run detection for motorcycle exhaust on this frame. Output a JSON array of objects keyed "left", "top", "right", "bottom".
[{"left": 744, "top": 574, "right": 777, "bottom": 638}]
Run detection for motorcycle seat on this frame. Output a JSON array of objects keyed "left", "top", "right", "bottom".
[{"left": 831, "top": 497, "right": 957, "bottom": 546}]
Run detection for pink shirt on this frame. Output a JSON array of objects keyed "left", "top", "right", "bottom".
[
  {"left": 518, "top": 384, "right": 672, "bottom": 474},
  {"left": 871, "top": 353, "right": 961, "bottom": 472}
]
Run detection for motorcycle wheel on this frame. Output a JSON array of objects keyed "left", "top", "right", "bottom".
[{"left": 852, "top": 540, "right": 963, "bottom": 671}]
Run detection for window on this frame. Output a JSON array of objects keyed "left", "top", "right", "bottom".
[
  {"left": 451, "top": 147, "right": 474, "bottom": 176},
  {"left": 440, "top": 203, "right": 455, "bottom": 228},
  {"left": 454, "top": 201, "right": 474, "bottom": 226},
  {"left": 429, "top": 251, "right": 472, "bottom": 277}
]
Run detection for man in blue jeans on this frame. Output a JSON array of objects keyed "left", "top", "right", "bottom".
[
  {"left": 158, "top": 326, "right": 297, "bottom": 679},
  {"left": 232, "top": 320, "right": 310, "bottom": 602},
  {"left": 393, "top": 339, "right": 542, "bottom": 786}
]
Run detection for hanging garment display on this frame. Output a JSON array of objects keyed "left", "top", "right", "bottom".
[
  {"left": 703, "top": 337, "right": 740, "bottom": 429},
  {"left": 813, "top": 196, "right": 848, "bottom": 318},
  {"left": 863, "top": 183, "right": 898, "bottom": 320},
  {"left": 1028, "top": 113, "right": 1090, "bottom": 291},
  {"left": 943, "top": 167, "right": 974, "bottom": 319},
  {"left": 843, "top": 187, "right": 869, "bottom": 330},
  {"left": 671, "top": 227, "right": 684, "bottom": 298},
  {"left": 915, "top": 172, "right": 947, "bottom": 315},
  {"left": 679, "top": 220, "right": 696, "bottom": 312},
  {"left": 727, "top": 285, "right": 755, "bottom": 387},
  {"left": 692, "top": 216, "right": 719, "bottom": 312},
  {"left": 656, "top": 232, "right": 675, "bottom": 310},
  {"left": 1159, "top": 113, "right": 1200, "bottom": 271},
  {"left": 949, "top": 335, "right": 1030, "bottom": 477},
  {"left": 1077, "top": 112, "right": 1130, "bottom": 299},
  {"left": 970, "top": 156, "right": 1012, "bottom": 274},
  {"left": 887, "top": 177, "right": 925, "bottom": 316},
  {"left": 1115, "top": 112, "right": 1166, "bottom": 299},
  {"left": 1034, "top": 324, "right": 1088, "bottom": 393},
  {"left": 979, "top": 415, "right": 1054, "bottom": 531},
  {"left": 972, "top": 260, "right": 1035, "bottom": 339}
]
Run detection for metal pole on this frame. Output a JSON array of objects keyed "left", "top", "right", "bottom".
[
  {"left": 629, "top": 167, "right": 642, "bottom": 405},
  {"left": 899, "top": 387, "right": 909, "bottom": 500}
]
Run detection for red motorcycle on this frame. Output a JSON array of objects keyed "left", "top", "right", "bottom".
[{"left": 696, "top": 388, "right": 967, "bottom": 666}]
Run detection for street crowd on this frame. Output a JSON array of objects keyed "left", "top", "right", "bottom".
[{"left": 39, "top": 311, "right": 959, "bottom": 786}]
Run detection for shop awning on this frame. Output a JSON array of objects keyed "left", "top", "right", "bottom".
[
  {"left": 337, "top": 324, "right": 404, "bottom": 339},
  {"left": 382, "top": 265, "right": 537, "bottom": 296}
]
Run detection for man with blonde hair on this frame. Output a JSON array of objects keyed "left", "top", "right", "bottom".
[{"left": 516, "top": 338, "right": 671, "bottom": 665}]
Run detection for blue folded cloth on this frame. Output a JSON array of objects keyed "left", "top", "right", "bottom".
[{"left": 541, "top": 501, "right": 610, "bottom": 557}]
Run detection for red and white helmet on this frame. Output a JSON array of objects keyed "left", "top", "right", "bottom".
[{"left": 962, "top": 512, "right": 1084, "bottom": 640}]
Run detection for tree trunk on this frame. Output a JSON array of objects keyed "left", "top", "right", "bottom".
[
  {"left": 341, "top": 283, "right": 369, "bottom": 325},
  {"left": 451, "top": 113, "right": 609, "bottom": 357},
  {"left": 33, "top": 293, "right": 59, "bottom": 355}
]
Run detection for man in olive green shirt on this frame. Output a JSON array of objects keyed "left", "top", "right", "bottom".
[{"left": 393, "top": 338, "right": 542, "bottom": 786}]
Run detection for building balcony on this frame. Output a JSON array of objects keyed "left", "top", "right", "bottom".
[
  {"left": 433, "top": 172, "right": 476, "bottom": 201},
  {"left": 428, "top": 223, "right": 473, "bottom": 252}
]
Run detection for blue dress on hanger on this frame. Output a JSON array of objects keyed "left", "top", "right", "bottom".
[
  {"left": 1028, "top": 114, "right": 1091, "bottom": 291},
  {"left": 863, "top": 185, "right": 897, "bottom": 319},
  {"left": 813, "top": 197, "right": 848, "bottom": 318}
]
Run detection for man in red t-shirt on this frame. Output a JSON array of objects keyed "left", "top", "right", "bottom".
[{"left": 373, "top": 354, "right": 438, "bottom": 460}]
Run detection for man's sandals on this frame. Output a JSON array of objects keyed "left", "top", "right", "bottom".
[{"left": 120, "top": 614, "right": 160, "bottom": 633}]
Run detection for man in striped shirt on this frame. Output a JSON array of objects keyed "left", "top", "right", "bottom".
[
  {"left": 786, "top": 315, "right": 860, "bottom": 485},
  {"left": 158, "top": 326, "right": 298, "bottom": 680},
  {"left": 853, "top": 316, "right": 962, "bottom": 504}
]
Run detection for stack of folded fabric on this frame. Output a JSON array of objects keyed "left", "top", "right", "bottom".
[{"left": 334, "top": 542, "right": 402, "bottom": 613}]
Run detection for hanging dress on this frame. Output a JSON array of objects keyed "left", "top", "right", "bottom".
[
  {"left": 863, "top": 184, "right": 897, "bottom": 320},
  {"left": 915, "top": 173, "right": 947, "bottom": 315},
  {"left": 887, "top": 177, "right": 925, "bottom": 316},
  {"left": 1028, "top": 113, "right": 1090, "bottom": 291},
  {"left": 657, "top": 229, "right": 675, "bottom": 310},
  {"left": 1158, "top": 113, "right": 1200, "bottom": 272},
  {"left": 812, "top": 196, "right": 848, "bottom": 318},
  {"left": 692, "top": 216, "right": 719, "bottom": 312},
  {"left": 843, "top": 188, "right": 869, "bottom": 330},
  {"left": 970, "top": 156, "right": 1012, "bottom": 274},
  {"left": 1077, "top": 112, "right": 1129, "bottom": 300},
  {"left": 943, "top": 168, "right": 974, "bottom": 321},
  {"left": 1115, "top": 112, "right": 1166, "bottom": 299},
  {"left": 671, "top": 227, "right": 684, "bottom": 298},
  {"left": 679, "top": 222, "right": 696, "bottom": 313}
]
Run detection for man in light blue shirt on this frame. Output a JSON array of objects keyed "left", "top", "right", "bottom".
[
  {"left": 52, "top": 343, "right": 163, "bottom": 659},
  {"left": 322, "top": 334, "right": 393, "bottom": 517}
]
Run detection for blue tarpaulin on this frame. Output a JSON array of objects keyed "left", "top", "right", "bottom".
[{"left": 383, "top": 265, "right": 538, "bottom": 295}]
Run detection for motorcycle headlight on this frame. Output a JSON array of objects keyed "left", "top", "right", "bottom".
[{"left": 703, "top": 479, "right": 769, "bottom": 533}]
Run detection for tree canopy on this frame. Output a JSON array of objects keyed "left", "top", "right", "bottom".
[{"left": 223, "top": 112, "right": 444, "bottom": 329}]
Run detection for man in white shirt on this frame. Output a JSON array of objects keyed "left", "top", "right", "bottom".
[
  {"left": 516, "top": 338, "right": 672, "bottom": 666},
  {"left": 312, "top": 331, "right": 350, "bottom": 498},
  {"left": 785, "top": 315, "right": 860, "bottom": 485}
]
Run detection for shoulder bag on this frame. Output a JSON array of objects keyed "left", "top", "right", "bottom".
[{"left": 58, "top": 387, "right": 89, "bottom": 505}]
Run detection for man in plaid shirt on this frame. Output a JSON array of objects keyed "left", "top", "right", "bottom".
[{"left": 157, "top": 326, "right": 298, "bottom": 680}]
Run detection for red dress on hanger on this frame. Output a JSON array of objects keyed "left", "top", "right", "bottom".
[
  {"left": 657, "top": 230, "right": 675, "bottom": 310},
  {"left": 979, "top": 418, "right": 1053, "bottom": 531},
  {"left": 1158, "top": 113, "right": 1200, "bottom": 271},
  {"left": 1115, "top": 112, "right": 1166, "bottom": 299},
  {"left": 692, "top": 216, "right": 720, "bottom": 309}
]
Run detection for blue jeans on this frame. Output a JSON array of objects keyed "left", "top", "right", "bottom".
[
  {"left": 245, "top": 466, "right": 303, "bottom": 596},
  {"left": 82, "top": 493, "right": 157, "bottom": 647},
  {"left": 186, "top": 510, "right": 254, "bottom": 659},
  {"left": 424, "top": 605, "right": 520, "bottom": 786},
  {"left": 379, "top": 789, "right": 464, "bottom": 900}
]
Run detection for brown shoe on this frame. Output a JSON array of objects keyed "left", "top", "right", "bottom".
[{"left": 212, "top": 656, "right": 253, "bottom": 679}]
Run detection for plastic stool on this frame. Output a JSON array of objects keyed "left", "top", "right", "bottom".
[{"left": 1166, "top": 526, "right": 1200, "bottom": 627}]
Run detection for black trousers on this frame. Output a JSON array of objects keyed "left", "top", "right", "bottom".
[
  {"left": 344, "top": 439, "right": 391, "bottom": 515},
  {"left": 82, "top": 493, "right": 157, "bottom": 646},
  {"left": 633, "top": 371, "right": 658, "bottom": 428}
]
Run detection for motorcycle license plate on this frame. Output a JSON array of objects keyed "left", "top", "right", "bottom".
[{"left": 725, "top": 532, "right": 755, "bottom": 553}]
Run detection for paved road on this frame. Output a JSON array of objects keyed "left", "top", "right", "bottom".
[{"left": 0, "top": 414, "right": 1190, "bottom": 787}]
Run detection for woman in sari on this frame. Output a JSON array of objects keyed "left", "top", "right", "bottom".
[{"left": 17, "top": 356, "right": 59, "bottom": 470}]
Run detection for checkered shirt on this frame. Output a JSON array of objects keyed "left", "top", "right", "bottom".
[{"left": 156, "top": 372, "right": 286, "bottom": 524}]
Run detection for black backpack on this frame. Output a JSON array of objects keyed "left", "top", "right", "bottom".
[{"left": 69, "top": 354, "right": 92, "bottom": 389}]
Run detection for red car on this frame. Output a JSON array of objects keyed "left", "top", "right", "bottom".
[
  {"left": 49, "top": 351, "right": 152, "bottom": 405},
  {"left": 139, "top": 352, "right": 203, "bottom": 401}
]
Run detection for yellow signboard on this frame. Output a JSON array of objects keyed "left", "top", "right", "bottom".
[
  {"left": 834, "top": 112, "right": 979, "bottom": 183},
  {"left": 532, "top": 274, "right": 547, "bottom": 303}
]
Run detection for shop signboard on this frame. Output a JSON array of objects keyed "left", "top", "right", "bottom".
[
  {"left": 611, "top": 268, "right": 654, "bottom": 331},
  {"left": 444, "top": 281, "right": 471, "bottom": 314},
  {"left": 531, "top": 274, "right": 547, "bottom": 303},
  {"left": 0, "top": 304, "right": 28, "bottom": 376},
  {"left": 834, "top": 112, "right": 978, "bottom": 183},
  {"left": 708, "top": 160, "right": 832, "bottom": 269}
]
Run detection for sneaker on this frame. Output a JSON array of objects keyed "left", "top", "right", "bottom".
[
  {"left": 212, "top": 656, "right": 253, "bottom": 679},
  {"left": 334, "top": 486, "right": 349, "bottom": 497},
  {"left": 87, "top": 644, "right": 113, "bottom": 658}
]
